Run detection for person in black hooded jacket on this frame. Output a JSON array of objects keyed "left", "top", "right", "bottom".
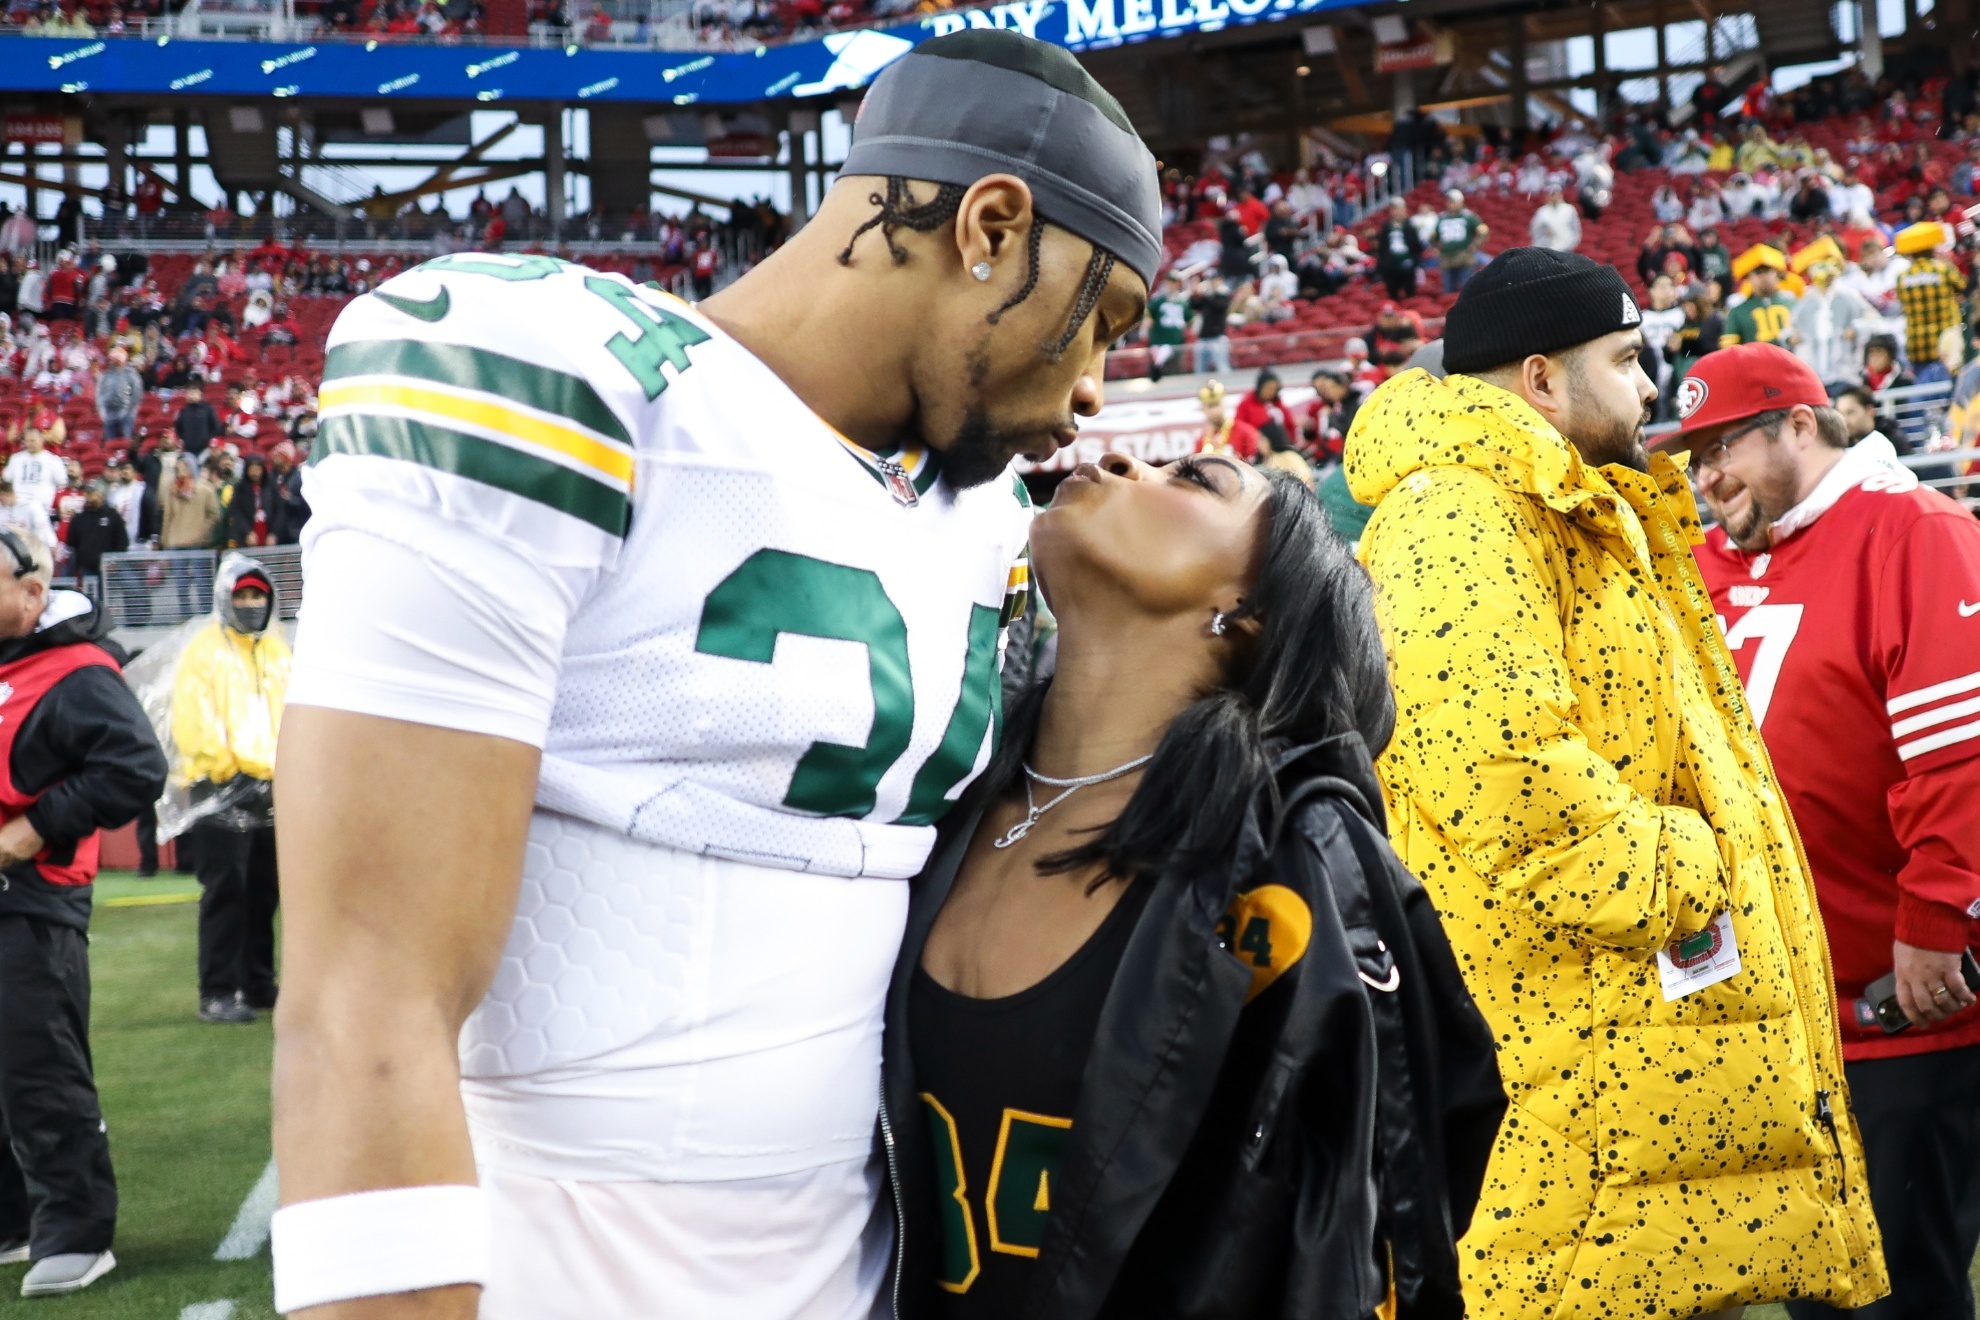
[
  {"left": 880, "top": 452, "right": 1504, "bottom": 1320},
  {"left": 0, "top": 532, "right": 166, "bottom": 1297}
]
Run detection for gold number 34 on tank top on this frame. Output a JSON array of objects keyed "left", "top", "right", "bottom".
[{"left": 920, "top": 1097, "right": 1073, "bottom": 1293}]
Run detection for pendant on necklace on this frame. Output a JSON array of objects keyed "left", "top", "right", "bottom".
[{"left": 992, "top": 812, "right": 1038, "bottom": 849}]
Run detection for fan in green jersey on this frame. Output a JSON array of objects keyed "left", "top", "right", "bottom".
[{"left": 1720, "top": 244, "right": 1800, "bottom": 350}]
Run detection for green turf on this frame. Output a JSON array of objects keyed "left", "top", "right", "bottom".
[{"left": 0, "top": 870, "right": 275, "bottom": 1317}]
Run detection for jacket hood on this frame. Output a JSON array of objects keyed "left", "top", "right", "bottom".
[
  {"left": 0, "top": 589, "right": 123, "bottom": 666},
  {"left": 215, "top": 553, "right": 279, "bottom": 635},
  {"left": 1344, "top": 368, "right": 1597, "bottom": 512},
  {"left": 1273, "top": 732, "right": 1387, "bottom": 834}
]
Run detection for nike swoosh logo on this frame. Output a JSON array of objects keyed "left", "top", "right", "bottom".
[
  {"left": 375, "top": 287, "right": 450, "bottom": 322},
  {"left": 1962, "top": 601, "right": 1980, "bottom": 618}
]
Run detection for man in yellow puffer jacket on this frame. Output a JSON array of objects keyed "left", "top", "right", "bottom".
[{"left": 1346, "top": 248, "right": 1887, "bottom": 1320}]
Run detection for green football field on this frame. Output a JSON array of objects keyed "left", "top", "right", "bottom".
[{"left": 0, "top": 873, "right": 1973, "bottom": 1318}]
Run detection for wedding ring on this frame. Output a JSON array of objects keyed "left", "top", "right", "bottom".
[{"left": 1934, "top": 986, "right": 1952, "bottom": 1001}]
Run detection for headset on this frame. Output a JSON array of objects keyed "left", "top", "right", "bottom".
[{"left": 0, "top": 530, "right": 36, "bottom": 581}]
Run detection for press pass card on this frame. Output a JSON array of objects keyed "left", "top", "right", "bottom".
[{"left": 1656, "top": 911, "right": 1741, "bottom": 1001}]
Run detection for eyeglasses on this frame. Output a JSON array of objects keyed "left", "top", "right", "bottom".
[{"left": 1693, "top": 419, "right": 1772, "bottom": 472}]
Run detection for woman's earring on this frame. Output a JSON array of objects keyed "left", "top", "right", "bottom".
[
  {"left": 1210, "top": 611, "right": 1229, "bottom": 637},
  {"left": 971, "top": 261, "right": 993, "bottom": 282}
]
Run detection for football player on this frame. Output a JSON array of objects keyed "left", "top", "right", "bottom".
[{"left": 268, "top": 31, "right": 1160, "bottom": 1320}]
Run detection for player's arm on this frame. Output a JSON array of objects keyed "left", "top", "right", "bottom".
[
  {"left": 272, "top": 709, "right": 537, "bottom": 1319},
  {"left": 269, "top": 264, "right": 636, "bottom": 1314},
  {"left": 267, "top": 517, "right": 587, "bottom": 1318},
  {"left": 1876, "top": 512, "right": 1980, "bottom": 1025},
  {"left": 1361, "top": 472, "right": 1727, "bottom": 951}
]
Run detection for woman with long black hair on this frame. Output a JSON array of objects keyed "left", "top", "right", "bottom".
[{"left": 880, "top": 452, "right": 1505, "bottom": 1320}]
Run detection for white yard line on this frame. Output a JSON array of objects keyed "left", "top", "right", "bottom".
[
  {"left": 214, "top": 1158, "right": 279, "bottom": 1261},
  {"left": 180, "top": 1302, "right": 236, "bottom": 1320}
]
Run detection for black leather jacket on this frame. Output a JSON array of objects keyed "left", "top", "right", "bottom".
[{"left": 879, "top": 733, "right": 1505, "bottom": 1320}]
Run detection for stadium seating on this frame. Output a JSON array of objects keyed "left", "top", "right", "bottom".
[{"left": 6, "top": 108, "right": 1973, "bottom": 426}]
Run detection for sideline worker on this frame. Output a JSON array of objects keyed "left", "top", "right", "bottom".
[
  {"left": 1670, "top": 342, "right": 1980, "bottom": 1320},
  {"left": 0, "top": 532, "right": 166, "bottom": 1297},
  {"left": 1344, "top": 248, "right": 1888, "bottom": 1319},
  {"left": 171, "top": 558, "right": 289, "bottom": 1025}
]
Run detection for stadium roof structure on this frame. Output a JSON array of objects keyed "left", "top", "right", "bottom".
[{"left": 0, "top": 0, "right": 1903, "bottom": 235}]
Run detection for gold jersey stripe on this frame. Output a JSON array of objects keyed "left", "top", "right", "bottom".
[{"left": 319, "top": 380, "right": 635, "bottom": 486}]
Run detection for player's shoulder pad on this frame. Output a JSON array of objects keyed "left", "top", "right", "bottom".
[{"left": 318, "top": 255, "right": 717, "bottom": 539}]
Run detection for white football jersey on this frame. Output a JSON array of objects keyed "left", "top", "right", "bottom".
[{"left": 293, "top": 254, "right": 1030, "bottom": 1183}]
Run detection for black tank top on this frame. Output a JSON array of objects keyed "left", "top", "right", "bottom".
[{"left": 908, "top": 878, "right": 1152, "bottom": 1319}]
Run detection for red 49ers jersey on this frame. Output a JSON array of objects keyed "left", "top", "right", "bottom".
[{"left": 1695, "top": 462, "right": 1980, "bottom": 1060}]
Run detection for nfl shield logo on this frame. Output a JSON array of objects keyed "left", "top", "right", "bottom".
[{"left": 875, "top": 459, "right": 918, "bottom": 510}]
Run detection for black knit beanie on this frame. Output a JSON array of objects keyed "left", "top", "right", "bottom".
[{"left": 1441, "top": 247, "right": 1643, "bottom": 375}]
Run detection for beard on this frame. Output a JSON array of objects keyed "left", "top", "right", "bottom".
[
  {"left": 1714, "top": 485, "right": 1772, "bottom": 549},
  {"left": 1564, "top": 366, "right": 1651, "bottom": 472},
  {"left": 927, "top": 339, "right": 1075, "bottom": 491},
  {"left": 939, "top": 408, "right": 1040, "bottom": 489}
]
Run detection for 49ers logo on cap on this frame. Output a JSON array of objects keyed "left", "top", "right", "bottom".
[{"left": 1676, "top": 376, "right": 1710, "bottom": 419}]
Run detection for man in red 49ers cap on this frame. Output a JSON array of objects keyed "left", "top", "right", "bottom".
[{"left": 1667, "top": 340, "right": 1980, "bottom": 1320}]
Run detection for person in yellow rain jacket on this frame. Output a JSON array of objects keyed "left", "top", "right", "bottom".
[
  {"left": 171, "top": 556, "right": 290, "bottom": 1026},
  {"left": 1344, "top": 249, "right": 1887, "bottom": 1320}
]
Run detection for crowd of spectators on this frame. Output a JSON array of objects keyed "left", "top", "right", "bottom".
[
  {"left": 0, "top": 182, "right": 792, "bottom": 588},
  {"left": 1134, "top": 65, "right": 1980, "bottom": 435},
  {"left": 0, "top": 233, "right": 341, "bottom": 589},
  {"left": 1, "top": 0, "right": 162, "bottom": 34},
  {"left": 1136, "top": 61, "right": 1980, "bottom": 548},
  {"left": 350, "top": 186, "right": 785, "bottom": 267},
  {"left": 313, "top": 0, "right": 485, "bottom": 39}
]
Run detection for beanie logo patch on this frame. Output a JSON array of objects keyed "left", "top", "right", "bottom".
[
  {"left": 1620, "top": 293, "right": 1641, "bottom": 327},
  {"left": 1677, "top": 376, "right": 1709, "bottom": 419}
]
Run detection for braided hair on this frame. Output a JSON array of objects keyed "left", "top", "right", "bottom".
[
  {"left": 1044, "top": 247, "right": 1117, "bottom": 362},
  {"left": 842, "top": 175, "right": 1120, "bottom": 360},
  {"left": 836, "top": 177, "right": 969, "bottom": 267}
]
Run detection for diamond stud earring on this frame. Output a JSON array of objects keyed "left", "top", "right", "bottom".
[
  {"left": 1210, "top": 611, "right": 1229, "bottom": 636},
  {"left": 971, "top": 261, "right": 993, "bottom": 282}
]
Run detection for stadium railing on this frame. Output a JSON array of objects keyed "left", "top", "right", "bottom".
[
  {"left": 99, "top": 545, "right": 303, "bottom": 637},
  {"left": 1875, "top": 379, "right": 1955, "bottom": 448},
  {"left": 1896, "top": 447, "right": 1980, "bottom": 510}
]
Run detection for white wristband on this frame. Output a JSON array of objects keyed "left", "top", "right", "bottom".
[{"left": 271, "top": 1184, "right": 491, "bottom": 1314}]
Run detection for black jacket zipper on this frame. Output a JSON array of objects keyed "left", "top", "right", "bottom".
[
  {"left": 1816, "top": 1089, "right": 1846, "bottom": 1203},
  {"left": 879, "top": 1083, "right": 906, "bottom": 1319}
]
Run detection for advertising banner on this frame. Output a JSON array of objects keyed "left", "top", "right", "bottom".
[{"left": 0, "top": 0, "right": 1363, "bottom": 107}]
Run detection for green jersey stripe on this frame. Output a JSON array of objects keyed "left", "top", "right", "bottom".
[
  {"left": 323, "top": 339, "right": 633, "bottom": 445},
  {"left": 314, "top": 413, "right": 631, "bottom": 537}
]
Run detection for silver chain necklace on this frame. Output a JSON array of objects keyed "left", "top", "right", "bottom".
[{"left": 991, "top": 755, "right": 1154, "bottom": 849}]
